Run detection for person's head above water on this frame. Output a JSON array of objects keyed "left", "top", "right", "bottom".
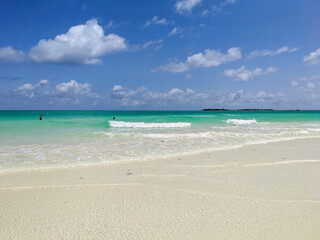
[{"left": 113, "top": 117, "right": 115, "bottom": 120}]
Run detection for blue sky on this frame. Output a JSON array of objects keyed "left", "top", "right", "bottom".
[{"left": 0, "top": 0, "right": 319, "bottom": 110}]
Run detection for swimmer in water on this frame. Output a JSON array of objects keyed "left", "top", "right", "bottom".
[
  {"left": 113, "top": 117, "right": 115, "bottom": 120},
  {"left": 40, "top": 115, "right": 43, "bottom": 120}
]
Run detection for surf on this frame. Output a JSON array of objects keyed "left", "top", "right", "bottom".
[
  {"left": 226, "top": 119, "right": 257, "bottom": 125},
  {"left": 108, "top": 121, "right": 191, "bottom": 128}
]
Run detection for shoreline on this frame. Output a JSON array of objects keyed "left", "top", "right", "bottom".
[
  {"left": 1, "top": 138, "right": 320, "bottom": 239},
  {"left": 1, "top": 135, "right": 320, "bottom": 174}
]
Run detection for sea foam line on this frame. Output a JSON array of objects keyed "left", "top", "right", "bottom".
[
  {"left": 244, "top": 159, "right": 320, "bottom": 167},
  {"left": 109, "top": 121, "right": 191, "bottom": 128},
  {"left": 226, "top": 119, "right": 257, "bottom": 125}
]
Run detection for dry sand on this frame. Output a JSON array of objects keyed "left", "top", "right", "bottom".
[{"left": 0, "top": 138, "right": 319, "bottom": 239}]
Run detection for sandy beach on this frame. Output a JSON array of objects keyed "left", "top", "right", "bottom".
[{"left": 0, "top": 138, "right": 319, "bottom": 239}]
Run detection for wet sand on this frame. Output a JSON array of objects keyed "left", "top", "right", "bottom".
[{"left": 0, "top": 138, "right": 319, "bottom": 239}]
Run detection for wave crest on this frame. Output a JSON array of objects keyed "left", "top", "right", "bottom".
[
  {"left": 109, "top": 121, "right": 191, "bottom": 128},
  {"left": 226, "top": 119, "right": 257, "bottom": 125}
]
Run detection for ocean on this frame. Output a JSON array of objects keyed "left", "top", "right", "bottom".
[{"left": 0, "top": 110, "right": 319, "bottom": 171}]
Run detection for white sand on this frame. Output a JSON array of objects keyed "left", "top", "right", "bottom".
[{"left": 0, "top": 138, "right": 319, "bottom": 239}]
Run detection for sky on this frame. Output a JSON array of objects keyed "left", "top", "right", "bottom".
[{"left": 0, "top": 0, "right": 319, "bottom": 110}]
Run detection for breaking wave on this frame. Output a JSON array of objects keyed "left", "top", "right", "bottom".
[
  {"left": 109, "top": 121, "right": 191, "bottom": 128},
  {"left": 226, "top": 119, "right": 257, "bottom": 125}
]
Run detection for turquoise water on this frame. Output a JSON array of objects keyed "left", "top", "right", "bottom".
[{"left": 0, "top": 110, "right": 320, "bottom": 171}]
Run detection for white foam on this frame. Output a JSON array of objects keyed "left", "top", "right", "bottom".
[
  {"left": 226, "top": 119, "right": 257, "bottom": 125},
  {"left": 109, "top": 121, "right": 191, "bottom": 128},
  {"left": 244, "top": 159, "right": 320, "bottom": 167},
  {"left": 308, "top": 128, "right": 320, "bottom": 132}
]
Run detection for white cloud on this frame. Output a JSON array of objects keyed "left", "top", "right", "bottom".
[
  {"left": 248, "top": 46, "right": 298, "bottom": 59},
  {"left": 291, "top": 75, "right": 320, "bottom": 87},
  {"left": 168, "top": 27, "right": 182, "bottom": 37},
  {"left": 298, "top": 75, "right": 320, "bottom": 81},
  {"left": 110, "top": 85, "right": 288, "bottom": 109},
  {"left": 214, "top": 89, "right": 286, "bottom": 107},
  {"left": 17, "top": 83, "right": 34, "bottom": 92},
  {"left": 221, "top": 0, "right": 238, "bottom": 6},
  {"left": 105, "top": 20, "right": 127, "bottom": 29},
  {"left": 15, "top": 79, "right": 49, "bottom": 98},
  {"left": 112, "top": 85, "right": 147, "bottom": 97},
  {"left": 142, "top": 39, "right": 163, "bottom": 49},
  {"left": 202, "top": 0, "right": 237, "bottom": 17},
  {"left": 111, "top": 85, "right": 209, "bottom": 107},
  {"left": 153, "top": 62, "right": 189, "bottom": 73},
  {"left": 168, "top": 88, "right": 184, "bottom": 95},
  {"left": 223, "top": 66, "right": 277, "bottom": 81},
  {"left": 294, "top": 75, "right": 320, "bottom": 82},
  {"left": 187, "top": 48, "right": 241, "bottom": 67},
  {"left": 112, "top": 85, "right": 147, "bottom": 106},
  {"left": 16, "top": 79, "right": 49, "bottom": 92},
  {"left": 0, "top": 46, "right": 25, "bottom": 62},
  {"left": 201, "top": 5, "right": 221, "bottom": 16},
  {"left": 15, "top": 79, "right": 99, "bottom": 104},
  {"left": 153, "top": 47, "right": 241, "bottom": 73},
  {"left": 306, "top": 82, "right": 315, "bottom": 89},
  {"left": 144, "top": 16, "right": 172, "bottom": 27},
  {"left": 106, "top": 21, "right": 116, "bottom": 29},
  {"left": 303, "top": 48, "right": 320, "bottom": 65},
  {"left": 55, "top": 80, "right": 93, "bottom": 97},
  {"left": 143, "top": 87, "right": 209, "bottom": 106},
  {"left": 37, "top": 79, "right": 49, "bottom": 87},
  {"left": 291, "top": 76, "right": 320, "bottom": 91},
  {"left": 175, "top": 0, "right": 202, "bottom": 14},
  {"left": 28, "top": 19, "right": 127, "bottom": 65},
  {"left": 112, "top": 85, "right": 122, "bottom": 91}
]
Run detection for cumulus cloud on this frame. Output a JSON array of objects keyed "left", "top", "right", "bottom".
[
  {"left": 112, "top": 85, "right": 147, "bottom": 106},
  {"left": 143, "top": 88, "right": 209, "bottom": 107},
  {"left": 175, "top": 0, "right": 202, "bottom": 14},
  {"left": 306, "top": 82, "right": 315, "bottom": 89},
  {"left": 14, "top": 79, "right": 98, "bottom": 106},
  {"left": 144, "top": 16, "right": 172, "bottom": 27},
  {"left": 8, "top": 82, "right": 306, "bottom": 109},
  {"left": 291, "top": 75, "right": 320, "bottom": 91},
  {"left": 291, "top": 75, "right": 320, "bottom": 86},
  {"left": 0, "top": 46, "right": 25, "bottom": 62},
  {"left": 297, "top": 75, "right": 320, "bottom": 81},
  {"left": 111, "top": 85, "right": 209, "bottom": 107},
  {"left": 55, "top": 80, "right": 93, "bottom": 96},
  {"left": 303, "top": 48, "right": 320, "bottom": 65},
  {"left": 36, "top": 79, "right": 49, "bottom": 87},
  {"left": 223, "top": 66, "right": 277, "bottom": 81},
  {"left": 28, "top": 19, "right": 127, "bottom": 65},
  {"left": 110, "top": 84, "right": 290, "bottom": 109},
  {"left": 15, "top": 79, "right": 49, "bottom": 98},
  {"left": 214, "top": 89, "right": 286, "bottom": 107},
  {"left": 153, "top": 47, "right": 241, "bottom": 73},
  {"left": 247, "top": 46, "right": 298, "bottom": 59}
]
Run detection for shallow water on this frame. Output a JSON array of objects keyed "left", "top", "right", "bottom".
[{"left": 0, "top": 110, "right": 320, "bottom": 171}]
